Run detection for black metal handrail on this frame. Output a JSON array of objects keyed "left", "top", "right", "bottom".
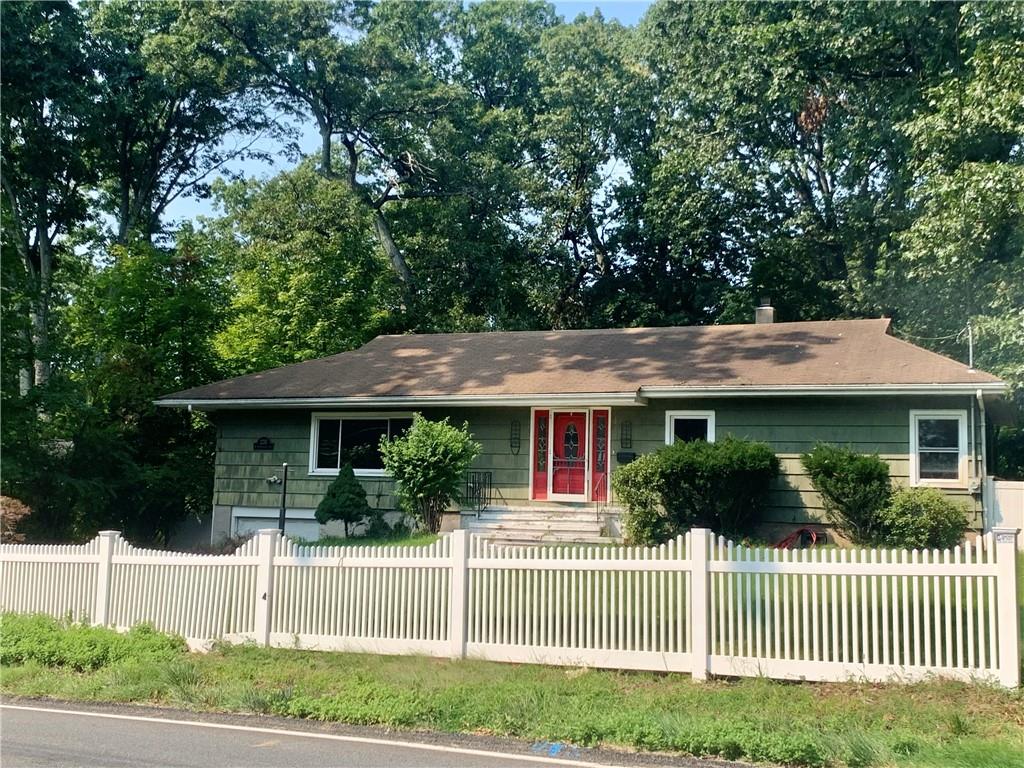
[{"left": 465, "top": 470, "right": 493, "bottom": 514}]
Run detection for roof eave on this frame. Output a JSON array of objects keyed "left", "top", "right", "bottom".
[
  {"left": 640, "top": 382, "right": 1007, "bottom": 398},
  {"left": 156, "top": 381, "right": 1007, "bottom": 410},
  {"left": 156, "top": 391, "right": 650, "bottom": 410}
]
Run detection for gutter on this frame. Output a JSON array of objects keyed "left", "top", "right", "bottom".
[
  {"left": 156, "top": 391, "right": 650, "bottom": 410},
  {"left": 156, "top": 382, "right": 1005, "bottom": 410},
  {"left": 639, "top": 383, "right": 1007, "bottom": 398},
  {"left": 977, "top": 388, "right": 989, "bottom": 530}
]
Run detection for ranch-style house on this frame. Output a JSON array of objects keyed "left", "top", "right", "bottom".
[{"left": 159, "top": 307, "right": 1008, "bottom": 545}]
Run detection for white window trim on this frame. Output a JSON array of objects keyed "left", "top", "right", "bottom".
[
  {"left": 308, "top": 411, "right": 413, "bottom": 477},
  {"left": 909, "top": 409, "right": 969, "bottom": 488},
  {"left": 664, "top": 410, "right": 716, "bottom": 445}
]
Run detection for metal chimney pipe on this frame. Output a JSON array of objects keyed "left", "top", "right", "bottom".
[{"left": 755, "top": 297, "right": 775, "bottom": 324}]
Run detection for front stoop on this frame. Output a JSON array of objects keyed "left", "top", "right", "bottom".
[{"left": 463, "top": 504, "right": 623, "bottom": 544}]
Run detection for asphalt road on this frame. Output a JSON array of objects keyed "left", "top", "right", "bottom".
[{"left": 0, "top": 703, "right": 728, "bottom": 768}]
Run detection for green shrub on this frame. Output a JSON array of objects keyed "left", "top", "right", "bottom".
[
  {"left": 0, "top": 614, "right": 184, "bottom": 671},
  {"left": 876, "top": 487, "right": 970, "bottom": 549},
  {"left": 315, "top": 463, "right": 372, "bottom": 537},
  {"left": 360, "top": 509, "right": 412, "bottom": 539},
  {"left": 658, "top": 437, "right": 780, "bottom": 535},
  {"left": 801, "top": 444, "right": 892, "bottom": 544},
  {"left": 379, "top": 415, "right": 480, "bottom": 533},
  {"left": 611, "top": 454, "right": 667, "bottom": 545}
]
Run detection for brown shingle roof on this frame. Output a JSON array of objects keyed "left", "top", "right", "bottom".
[{"left": 160, "top": 319, "right": 1003, "bottom": 404}]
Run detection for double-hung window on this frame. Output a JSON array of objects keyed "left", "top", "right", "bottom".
[
  {"left": 910, "top": 410, "right": 968, "bottom": 487},
  {"left": 310, "top": 413, "right": 413, "bottom": 476},
  {"left": 664, "top": 411, "right": 716, "bottom": 445}
]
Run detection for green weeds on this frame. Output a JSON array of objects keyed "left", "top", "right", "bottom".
[{"left": 2, "top": 613, "right": 1021, "bottom": 767}]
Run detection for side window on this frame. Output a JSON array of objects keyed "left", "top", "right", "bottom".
[{"left": 911, "top": 410, "right": 967, "bottom": 486}]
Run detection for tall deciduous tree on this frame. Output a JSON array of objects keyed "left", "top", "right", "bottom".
[
  {"left": 635, "top": 0, "right": 958, "bottom": 323},
  {"left": 184, "top": 0, "right": 459, "bottom": 292},
  {"left": 208, "top": 161, "right": 389, "bottom": 372},
  {"left": 869, "top": 1, "right": 1023, "bottom": 402},
  {"left": 1, "top": 1, "right": 94, "bottom": 388},
  {"left": 55, "top": 232, "right": 226, "bottom": 542},
  {"left": 85, "top": 0, "right": 272, "bottom": 242}
]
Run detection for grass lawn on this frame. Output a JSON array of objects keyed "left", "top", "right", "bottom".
[
  {"left": 2, "top": 615, "right": 1021, "bottom": 768},
  {"left": 299, "top": 533, "right": 440, "bottom": 549}
]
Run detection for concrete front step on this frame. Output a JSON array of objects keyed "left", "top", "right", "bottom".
[
  {"left": 468, "top": 520, "right": 603, "bottom": 533},
  {"left": 477, "top": 536, "right": 610, "bottom": 548},
  {"left": 470, "top": 530, "right": 612, "bottom": 545},
  {"left": 484, "top": 504, "right": 623, "bottom": 514},
  {"left": 466, "top": 507, "right": 618, "bottom": 544},
  {"left": 475, "top": 512, "right": 601, "bottom": 523},
  {"left": 463, "top": 504, "right": 622, "bottom": 544}
]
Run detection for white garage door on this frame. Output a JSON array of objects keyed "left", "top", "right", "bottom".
[{"left": 232, "top": 508, "right": 321, "bottom": 542}]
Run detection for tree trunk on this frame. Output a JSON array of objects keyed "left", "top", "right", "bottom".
[
  {"left": 372, "top": 210, "right": 414, "bottom": 288},
  {"left": 334, "top": 135, "right": 414, "bottom": 291},
  {"left": 30, "top": 210, "right": 53, "bottom": 387},
  {"left": 586, "top": 212, "right": 611, "bottom": 276},
  {"left": 320, "top": 126, "right": 333, "bottom": 177}
]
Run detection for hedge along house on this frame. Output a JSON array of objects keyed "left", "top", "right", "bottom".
[{"left": 159, "top": 311, "right": 1007, "bottom": 544}]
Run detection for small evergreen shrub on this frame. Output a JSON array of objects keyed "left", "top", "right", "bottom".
[
  {"left": 877, "top": 487, "right": 970, "bottom": 549},
  {"left": 801, "top": 443, "right": 892, "bottom": 544},
  {"left": 315, "top": 463, "right": 372, "bottom": 537},
  {"left": 658, "top": 437, "right": 780, "bottom": 535},
  {"left": 611, "top": 453, "right": 667, "bottom": 545},
  {"left": 380, "top": 415, "right": 481, "bottom": 533}
]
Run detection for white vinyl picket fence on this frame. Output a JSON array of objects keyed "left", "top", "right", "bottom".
[{"left": 1, "top": 527, "right": 1019, "bottom": 687}]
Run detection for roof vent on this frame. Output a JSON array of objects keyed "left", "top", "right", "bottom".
[{"left": 755, "top": 298, "right": 775, "bottom": 324}]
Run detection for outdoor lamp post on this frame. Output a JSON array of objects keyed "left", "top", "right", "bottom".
[{"left": 266, "top": 462, "right": 289, "bottom": 533}]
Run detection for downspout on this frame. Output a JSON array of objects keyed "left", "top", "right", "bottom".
[{"left": 976, "top": 389, "right": 989, "bottom": 531}]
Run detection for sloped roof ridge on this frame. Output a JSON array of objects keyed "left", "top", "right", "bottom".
[{"left": 369, "top": 317, "right": 891, "bottom": 341}]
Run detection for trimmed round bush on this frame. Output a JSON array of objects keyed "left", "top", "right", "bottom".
[
  {"left": 658, "top": 436, "right": 780, "bottom": 535},
  {"left": 877, "top": 487, "right": 969, "bottom": 549},
  {"left": 611, "top": 453, "right": 666, "bottom": 545},
  {"left": 800, "top": 443, "right": 892, "bottom": 544}
]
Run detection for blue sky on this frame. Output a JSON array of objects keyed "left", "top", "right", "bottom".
[{"left": 166, "top": 1, "right": 653, "bottom": 223}]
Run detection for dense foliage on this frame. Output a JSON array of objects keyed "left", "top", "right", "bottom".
[
  {"left": 802, "top": 444, "right": 971, "bottom": 548},
  {"left": 659, "top": 437, "right": 780, "bottom": 536},
  {"left": 613, "top": 438, "right": 780, "bottom": 543},
  {"left": 379, "top": 415, "right": 480, "bottom": 533},
  {"left": 876, "top": 487, "right": 970, "bottom": 550},
  {"left": 0, "top": 613, "right": 184, "bottom": 671},
  {"left": 314, "top": 464, "right": 372, "bottom": 537},
  {"left": 610, "top": 453, "right": 665, "bottom": 545},
  {"left": 2, "top": 0, "right": 1021, "bottom": 543},
  {"left": 800, "top": 444, "right": 893, "bottom": 545}
]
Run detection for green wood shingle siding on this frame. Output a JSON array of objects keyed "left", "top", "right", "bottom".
[
  {"left": 211, "top": 395, "right": 983, "bottom": 528},
  {"left": 624, "top": 396, "right": 982, "bottom": 526}
]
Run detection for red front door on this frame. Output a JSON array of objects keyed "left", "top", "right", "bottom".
[{"left": 551, "top": 412, "right": 587, "bottom": 496}]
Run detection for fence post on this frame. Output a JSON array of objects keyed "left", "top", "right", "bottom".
[
  {"left": 254, "top": 528, "right": 280, "bottom": 648},
  {"left": 92, "top": 530, "right": 119, "bottom": 627},
  {"left": 449, "top": 529, "right": 470, "bottom": 659},
  {"left": 993, "top": 527, "right": 1020, "bottom": 688},
  {"left": 690, "top": 527, "right": 711, "bottom": 681}
]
